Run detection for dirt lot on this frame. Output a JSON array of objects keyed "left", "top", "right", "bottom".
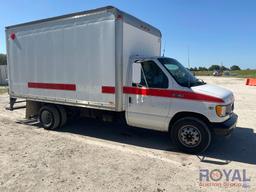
[{"left": 0, "top": 77, "right": 255, "bottom": 192}]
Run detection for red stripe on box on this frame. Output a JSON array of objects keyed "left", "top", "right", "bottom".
[
  {"left": 28, "top": 82, "right": 76, "bottom": 91},
  {"left": 102, "top": 86, "right": 115, "bottom": 93}
]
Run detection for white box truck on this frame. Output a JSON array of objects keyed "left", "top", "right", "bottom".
[{"left": 6, "top": 6, "right": 237, "bottom": 153}]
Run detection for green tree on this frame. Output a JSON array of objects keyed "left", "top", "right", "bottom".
[
  {"left": 198, "top": 67, "right": 208, "bottom": 71},
  {"left": 189, "top": 67, "right": 198, "bottom": 71},
  {"left": 220, "top": 66, "right": 229, "bottom": 71},
  {"left": 230, "top": 65, "right": 241, "bottom": 70},
  {"left": 0, "top": 54, "right": 7, "bottom": 65},
  {"left": 208, "top": 65, "right": 220, "bottom": 71}
]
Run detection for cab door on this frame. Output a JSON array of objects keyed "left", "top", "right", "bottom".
[{"left": 125, "top": 59, "right": 171, "bottom": 131}]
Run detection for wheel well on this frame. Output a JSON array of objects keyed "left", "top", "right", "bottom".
[{"left": 168, "top": 112, "right": 210, "bottom": 132}]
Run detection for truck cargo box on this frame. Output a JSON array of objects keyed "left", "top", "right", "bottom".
[{"left": 6, "top": 6, "right": 161, "bottom": 111}]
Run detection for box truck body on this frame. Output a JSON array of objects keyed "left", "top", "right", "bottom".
[
  {"left": 6, "top": 6, "right": 237, "bottom": 154},
  {"left": 6, "top": 6, "right": 161, "bottom": 111}
]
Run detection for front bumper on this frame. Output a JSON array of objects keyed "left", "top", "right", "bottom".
[{"left": 211, "top": 113, "right": 238, "bottom": 136}]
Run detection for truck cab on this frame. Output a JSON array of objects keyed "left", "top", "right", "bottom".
[{"left": 125, "top": 56, "right": 237, "bottom": 153}]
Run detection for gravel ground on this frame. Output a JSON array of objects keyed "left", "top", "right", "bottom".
[{"left": 0, "top": 77, "right": 255, "bottom": 192}]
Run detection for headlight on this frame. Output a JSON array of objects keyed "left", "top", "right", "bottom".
[{"left": 216, "top": 105, "right": 227, "bottom": 117}]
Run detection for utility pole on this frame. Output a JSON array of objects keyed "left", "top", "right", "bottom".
[
  {"left": 187, "top": 46, "right": 191, "bottom": 87},
  {"left": 187, "top": 46, "right": 190, "bottom": 69}
]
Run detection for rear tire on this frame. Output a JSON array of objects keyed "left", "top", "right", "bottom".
[
  {"left": 56, "top": 105, "right": 67, "bottom": 127},
  {"left": 170, "top": 117, "right": 212, "bottom": 154},
  {"left": 39, "top": 105, "right": 61, "bottom": 130}
]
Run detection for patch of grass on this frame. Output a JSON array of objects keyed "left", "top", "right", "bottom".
[
  {"left": 194, "top": 70, "right": 256, "bottom": 78},
  {"left": 194, "top": 71, "right": 212, "bottom": 76},
  {"left": 229, "top": 70, "right": 256, "bottom": 78},
  {"left": 0, "top": 86, "right": 8, "bottom": 94}
]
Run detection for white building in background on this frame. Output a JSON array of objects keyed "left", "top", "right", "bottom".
[{"left": 0, "top": 65, "right": 8, "bottom": 85}]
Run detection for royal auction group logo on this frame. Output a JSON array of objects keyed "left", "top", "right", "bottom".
[{"left": 199, "top": 169, "right": 251, "bottom": 188}]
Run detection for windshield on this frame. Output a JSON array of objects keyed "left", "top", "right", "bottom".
[{"left": 158, "top": 58, "right": 206, "bottom": 87}]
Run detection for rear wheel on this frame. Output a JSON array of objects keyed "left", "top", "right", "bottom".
[
  {"left": 56, "top": 105, "right": 67, "bottom": 127},
  {"left": 170, "top": 117, "right": 212, "bottom": 154},
  {"left": 39, "top": 105, "right": 61, "bottom": 130}
]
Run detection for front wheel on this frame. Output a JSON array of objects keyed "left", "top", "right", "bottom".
[{"left": 170, "top": 117, "right": 212, "bottom": 154}]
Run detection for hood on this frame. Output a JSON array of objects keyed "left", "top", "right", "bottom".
[{"left": 191, "top": 84, "right": 234, "bottom": 104}]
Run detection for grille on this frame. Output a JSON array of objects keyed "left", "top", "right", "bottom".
[{"left": 226, "top": 103, "right": 234, "bottom": 115}]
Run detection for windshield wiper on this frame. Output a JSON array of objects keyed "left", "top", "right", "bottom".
[
  {"left": 189, "top": 79, "right": 206, "bottom": 87},
  {"left": 197, "top": 79, "right": 206, "bottom": 85}
]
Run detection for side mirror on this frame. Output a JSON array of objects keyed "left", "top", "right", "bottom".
[{"left": 132, "top": 62, "right": 141, "bottom": 84}]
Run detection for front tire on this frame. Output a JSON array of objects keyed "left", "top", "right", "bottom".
[{"left": 170, "top": 117, "right": 212, "bottom": 154}]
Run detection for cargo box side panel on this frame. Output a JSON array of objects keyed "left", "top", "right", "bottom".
[
  {"left": 7, "top": 14, "right": 116, "bottom": 109},
  {"left": 73, "top": 18, "right": 116, "bottom": 107}
]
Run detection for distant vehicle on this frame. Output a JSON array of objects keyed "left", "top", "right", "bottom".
[
  {"left": 213, "top": 70, "right": 222, "bottom": 76},
  {"left": 6, "top": 6, "right": 237, "bottom": 154}
]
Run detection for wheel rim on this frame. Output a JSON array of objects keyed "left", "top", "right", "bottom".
[
  {"left": 178, "top": 125, "right": 202, "bottom": 148},
  {"left": 41, "top": 110, "right": 53, "bottom": 127}
]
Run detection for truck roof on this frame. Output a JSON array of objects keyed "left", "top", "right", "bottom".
[{"left": 5, "top": 6, "right": 161, "bottom": 37}]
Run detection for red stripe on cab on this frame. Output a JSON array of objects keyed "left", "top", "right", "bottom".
[
  {"left": 102, "top": 86, "right": 224, "bottom": 103},
  {"left": 28, "top": 82, "right": 76, "bottom": 91},
  {"left": 123, "top": 86, "right": 224, "bottom": 103}
]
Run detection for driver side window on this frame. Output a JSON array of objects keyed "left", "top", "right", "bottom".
[{"left": 139, "top": 60, "right": 168, "bottom": 89}]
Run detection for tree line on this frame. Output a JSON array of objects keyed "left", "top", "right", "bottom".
[
  {"left": 0, "top": 54, "right": 7, "bottom": 65},
  {"left": 190, "top": 64, "right": 241, "bottom": 71}
]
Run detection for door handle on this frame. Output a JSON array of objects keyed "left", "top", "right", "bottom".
[
  {"left": 129, "top": 97, "right": 132, "bottom": 103},
  {"left": 172, "top": 93, "right": 184, "bottom": 98}
]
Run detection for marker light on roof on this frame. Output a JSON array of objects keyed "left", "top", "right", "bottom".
[
  {"left": 116, "top": 14, "right": 122, "bottom": 19},
  {"left": 10, "top": 32, "right": 16, "bottom": 40}
]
